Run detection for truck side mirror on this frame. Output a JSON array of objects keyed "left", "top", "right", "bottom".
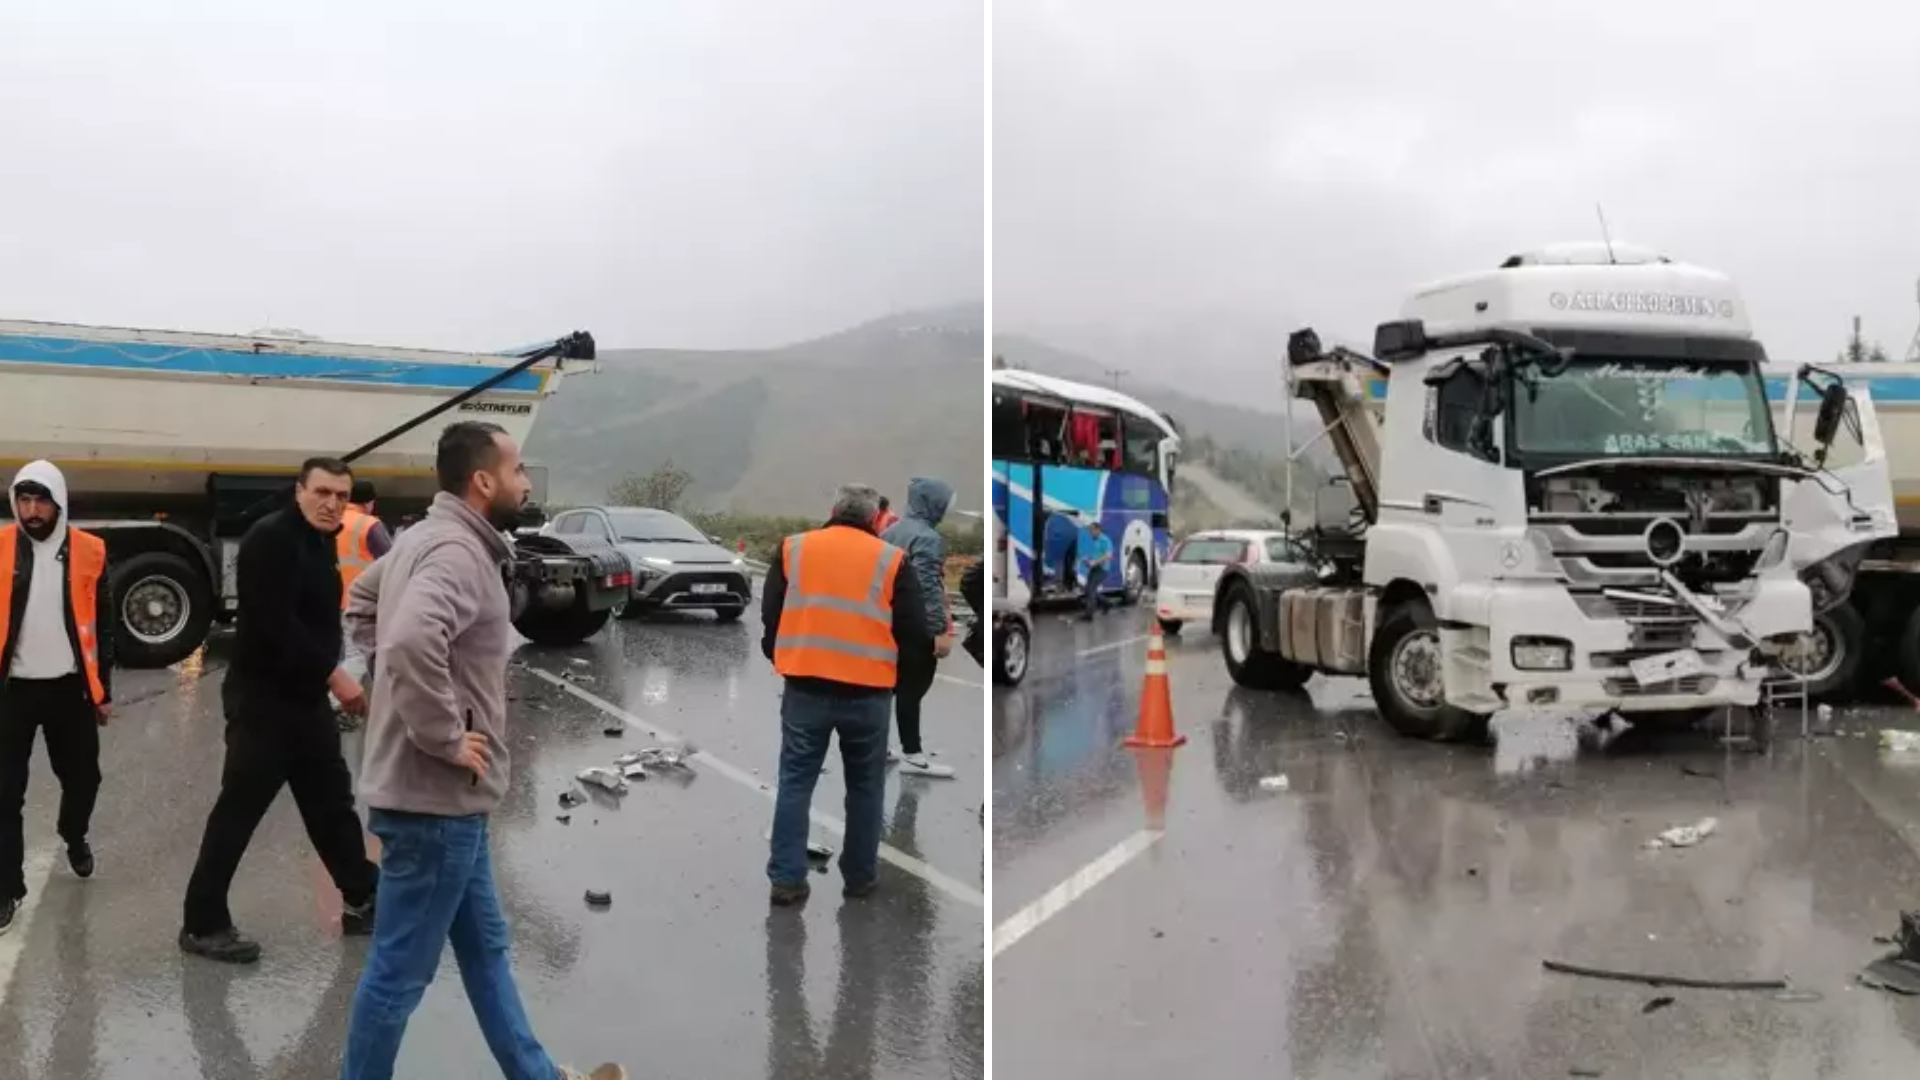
[{"left": 1812, "top": 383, "right": 1850, "bottom": 449}]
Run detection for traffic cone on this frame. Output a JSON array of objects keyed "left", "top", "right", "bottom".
[
  {"left": 1123, "top": 625, "right": 1186, "bottom": 748},
  {"left": 1131, "top": 745, "right": 1175, "bottom": 832}
]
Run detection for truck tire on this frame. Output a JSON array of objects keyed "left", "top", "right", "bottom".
[
  {"left": 1367, "top": 601, "right": 1488, "bottom": 742},
  {"left": 1219, "top": 581, "right": 1311, "bottom": 692},
  {"left": 1777, "top": 601, "right": 1864, "bottom": 700},
  {"left": 109, "top": 551, "right": 215, "bottom": 669},
  {"left": 514, "top": 602, "right": 611, "bottom": 648}
]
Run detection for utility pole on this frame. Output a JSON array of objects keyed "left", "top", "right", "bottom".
[{"left": 1102, "top": 367, "right": 1127, "bottom": 391}]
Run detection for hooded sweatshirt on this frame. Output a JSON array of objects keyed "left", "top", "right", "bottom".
[
  {"left": 7, "top": 461, "right": 82, "bottom": 681},
  {"left": 880, "top": 477, "right": 955, "bottom": 638},
  {"left": 346, "top": 492, "right": 515, "bottom": 816}
]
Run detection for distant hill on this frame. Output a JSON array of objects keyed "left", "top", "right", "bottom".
[{"left": 529, "top": 303, "right": 984, "bottom": 516}]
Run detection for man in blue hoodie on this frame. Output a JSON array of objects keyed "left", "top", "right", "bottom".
[{"left": 881, "top": 478, "right": 957, "bottom": 779}]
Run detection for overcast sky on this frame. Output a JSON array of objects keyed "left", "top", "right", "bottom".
[
  {"left": 0, "top": 0, "right": 982, "bottom": 352},
  {"left": 996, "top": 0, "right": 1920, "bottom": 395}
]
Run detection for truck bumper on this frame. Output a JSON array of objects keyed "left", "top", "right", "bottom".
[{"left": 1446, "top": 577, "right": 1811, "bottom": 714}]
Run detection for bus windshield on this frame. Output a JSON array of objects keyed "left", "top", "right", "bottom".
[{"left": 1511, "top": 358, "right": 1775, "bottom": 459}]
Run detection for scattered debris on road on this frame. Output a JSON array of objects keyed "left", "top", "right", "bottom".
[
  {"left": 602, "top": 722, "right": 625, "bottom": 737},
  {"left": 620, "top": 763, "right": 648, "bottom": 780},
  {"left": 556, "top": 814, "right": 571, "bottom": 825},
  {"left": 1642, "top": 995, "right": 1675, "bottom": 1014},
  {"left": 577, "top": 767, "right": 629, "bottom": 795},
  {"left": 1859, "top": 911, "right": 1920, "bottom": 996},
  {"left": 559, "top": 790, "right": 584, "bottom": 808},
  {"left": 1646, "top": 817, "right": 1718, "bottom": 850},
  {"left": 584, "top": 889, "right": 612, "bottom": 908},
  {"left": 1541, "top": 959, "right": 1787, "bottom": 992},
  {"left": 1258, "top": 775, "right": 1290, "bottom": 792}
]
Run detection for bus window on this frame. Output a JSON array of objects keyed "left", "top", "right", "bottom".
[
  {"left": 1027, "top": 402, "right": 1069, "bottom": 463},
  {"left": 1120, "top": 417, "right": 1159, "bottom": 477},
  {"left": 993, "top": 391, "right": 1027, "bottom": 460}
]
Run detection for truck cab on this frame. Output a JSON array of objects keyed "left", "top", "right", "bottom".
[{"left": 1217, "top": 242, "right": 1895, "bottom": 739}]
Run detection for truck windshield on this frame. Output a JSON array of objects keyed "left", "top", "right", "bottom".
[{"left": 1511, "top": 358, "right": 1775, "bottom": 459}]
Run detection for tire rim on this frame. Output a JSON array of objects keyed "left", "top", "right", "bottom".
[
  {"left": 123, "top": 575, "right": 189, "bottom": 645},
  {"left": 1779, "top": 619, "right": 1841, "bottom": 683},
  {"left": 1003, "top": 628, "right": 1028, "bottom": 680},
  {"left": 1390, "top": 630, "right": 1445, "bottom": 709},
  {"left": 1227, "top": 596, "right": 1252, "bottom": 663},
  {"left": 1124, "top": 555, "right": 1146, "bottom": 601}
]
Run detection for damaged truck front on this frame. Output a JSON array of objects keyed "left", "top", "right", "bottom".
[{"left": 1215, "top": 242, "right": 1896, "bottom": 740}]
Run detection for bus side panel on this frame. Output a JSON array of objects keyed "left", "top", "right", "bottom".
[
  {"left": 1037, "top": 464, "right": 1169, "bottom": 592},
  {"left": 992, "top": 460, "right": 1037, "bottom": 584}
]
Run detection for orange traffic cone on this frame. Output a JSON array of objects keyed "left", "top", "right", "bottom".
[
  {"left": 1131, "top": 745, "right": 1174, "bottom": 831},
  {"left": 1123, "top": 625, "right": 1186, "bottom": 748}
]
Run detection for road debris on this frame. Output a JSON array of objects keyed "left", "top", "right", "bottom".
[
  {"left": 558, "top": 790, "right": 585, "bottom": 809},
  {"left": 1567, "top": 1068, "right": 1604, "bottom": 1078},
  {"left": 1258, "top": 775, "right": 1290, "bottom": 792},
  {"left": 584, "top": 889, "right": 612, "bottom": 908},
  {"left": 556, "top": 814, "right": 571, "bottom": 825},
  {"left": 763, "top": 832, "right": 835, "bottom": 861},
  {"left": 1679, "top": 765, "right": 1720, "bottom": 780},
  {"left": 1642, "top": 995, "right": 1675, "bottom": 1014},
  {"left": 618, "top": 745, "right": 696, "bottom": 772},
  {"left": 576, "top": 767, "right": 629, "bottom": 795},
  {"left": 1541, "top": 959, "right": 1787, "bottom": 992},
  {"left": 1646, "top": 817, "right": 1718, "bottom": 850},
  {"left": 602, "top": 723, "right": 625, "bottom": 737},
  {"left": 620, "top": 763, "right": 648, "bottom": 781}
]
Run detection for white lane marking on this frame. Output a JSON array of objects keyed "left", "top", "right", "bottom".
[
  {"left": 0, "top": 849, "right": 59, "bottom": 1006},
  {"left": 529, "top": 668, "right": 983, "bottom": 908},
  {"left": 1077, "top": 634, "right": 1147, "bottom": 658},
  {"left": 935, "top": 673, "right": 981, "bottom": 688},
  {"left": 992, "top": 829, "right": 1161, "bottom": 957}
]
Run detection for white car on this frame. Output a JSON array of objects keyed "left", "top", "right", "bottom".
[{"left": 1155, "top": 529, "right": 1313, "bottom": 635}]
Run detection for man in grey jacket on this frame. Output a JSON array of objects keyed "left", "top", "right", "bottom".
[
  {"left": 338, "top": 422, "right": 623, "bottom": 1080},
  {"left": 881, "top": 477, "right": 957, "bottom": 779}
]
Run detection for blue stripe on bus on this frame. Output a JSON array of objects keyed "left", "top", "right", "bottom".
[{"left": 0, "top": 334, "right": 545, "bottom": 392}]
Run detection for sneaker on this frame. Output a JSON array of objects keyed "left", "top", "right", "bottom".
[
  {"left": 0, "top": 896, "right": 18, "bottom": 936},
  {"left": 68, "top": 840, "right": 94, "bottom": 879},
  {"left": 898, "top": 754, "right": 956, "bottom": 779},
  {"left": 179, "top": 927, "right": 263, "bottom": 964},
  {"left": 341, "top": 892, "right": 376, "bottom": 936},
  {"left": 558, "top": 1066, "right": 628, "bottom": 1080},
  {"left": 769, "top": 881, "right": 811, "bottom": 907},
  {"left": 843, "top": 878, "right": 878, "bottom": 899}
]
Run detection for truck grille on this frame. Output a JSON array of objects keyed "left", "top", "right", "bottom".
[{"left": 1603, "top": 675, "right": 1717, "bottom": 697}]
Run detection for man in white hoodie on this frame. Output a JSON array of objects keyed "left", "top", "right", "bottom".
[{"left": 0, "top": 461, "right": 114, "bottom": 935}]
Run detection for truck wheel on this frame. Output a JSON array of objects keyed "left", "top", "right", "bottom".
[
  {"left": 1367, "top": 602, "right": 1487, "bottom": 742},
  {"left": 1118, "top": 552, "right": 1149, "bottom": 608},
  {"left": 1776, "top": 601, "right": 1864, "bottom": 700},
  {"left": 993, "top": 621, "right": 1030, "bottom": 686},
  {"left": 109, "top": 551, "right": 215, "bottom": 668},
  {"left": 1219, "top": 581, "right": 1311, "bottom": 692},
  {"left": 514, "top": 602, "right": 612, "bottom": 648}
]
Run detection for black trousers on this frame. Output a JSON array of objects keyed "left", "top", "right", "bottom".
[
  {"left": 181, "top": 680, "right": 377, "bottom": 935},
  {"left": 894, "top": 645, "right": 938, "bottom": 756},
  {"left": 0, "top": 674, "right": 101, "bottom": 901}
]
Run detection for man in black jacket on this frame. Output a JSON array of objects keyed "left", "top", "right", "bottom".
[{"left": 179, "top": 457, "right": 380, "bottom": 964}]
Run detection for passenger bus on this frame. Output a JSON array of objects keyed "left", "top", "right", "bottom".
[{"left": 991, "top": 369, "right": 1182, "bottom": 605}]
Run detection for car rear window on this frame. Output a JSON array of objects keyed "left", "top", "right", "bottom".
[{"left": 1170, "top": 538, "right": 1248, "bottom": 565}]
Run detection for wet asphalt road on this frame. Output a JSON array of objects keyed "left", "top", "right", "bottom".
[
  {"left": 993, "top": 602, "right": 1920, "bottom": 1079},
  {"left": 0, "top": 603, "right": 984, "bottom": 1080}
]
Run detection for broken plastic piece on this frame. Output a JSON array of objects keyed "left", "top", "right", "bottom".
[
  {"left": 1642, "top": 995, "right": 1674, "bottom": 1014},
  {"left": 621, "top": 763, "right": 648, "bottom": 780},
  {"left": 603, "top": 723, "right": 625, "bottom": 737},
  {"left": 558, "top": 790, "right": 584, "bottom": 808},
  {"left": 1646, "top": 817, "right": 1718, "bottom": 849},
  {"left": 1258, "top": 775, "right": 1290, "bottom": 792},
  {"left": 576, "top": 767, "right": 629, "bottom": 795},
  {"left": 556, "top": 814, "right": 571, "bottom": 825},
  {"left": 584, "top": 889, "right": 612, "bottom": 907},
  {"left": 631, "top": 745, "right": 694, "bottom": 770}
]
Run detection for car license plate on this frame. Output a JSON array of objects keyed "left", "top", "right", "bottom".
[
  {"left": 691, "top": 583, "right": 726, "bottom": 595},
  {"left": 1630, "top": 649, "right": 1704, "bottom": 687}
]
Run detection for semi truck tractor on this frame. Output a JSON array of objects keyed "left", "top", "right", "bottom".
[{"left": 1213, "top": 242, "right": 1896, "bottom": 739}]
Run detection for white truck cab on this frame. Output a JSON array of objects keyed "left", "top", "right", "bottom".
[{"left": 1216, "top": 242, "right": 1895, "bottom": 739}]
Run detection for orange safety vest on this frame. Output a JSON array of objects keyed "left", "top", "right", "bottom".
[
  {"left": 337, "top": 504, "right": 377, "bottom": 611},
  {"left": 773, "top": 525, "right": 905, "bottom": 688},
  {"left": 874, "top": 509, "right": 901, "bottom": 534},
  {"left": 0, "top": 524, "right": 109, "bottom": 705}
]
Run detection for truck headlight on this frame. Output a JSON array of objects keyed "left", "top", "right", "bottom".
[
  {"left": 1511, "top": 636, "right": 1573, "bottom": 671},
  {"left": 641, "top": 556, "right": 673, "bottom": 569},
  {"left": 1755, "top": 528, "right": 1789, "bottom": 572}
]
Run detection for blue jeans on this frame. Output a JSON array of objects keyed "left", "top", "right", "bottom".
[
  {"left": 1082, "top": 565, "right": 1108, "bottom": 617},
  {"left": 767, "top": 684, "right": 889, "bottom": 887},
  {"left": 341, "top": 810, "right": 555, "bottom": 1080}
]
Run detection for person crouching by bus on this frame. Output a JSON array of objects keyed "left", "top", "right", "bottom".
[
  {"left": 762, "top": 484, "right": 931, "bottom": 905},
  {"left": 1079, "top": 520, "right": 1114, "bottom": 621},
  {"left": 0, "top": 461, "right": 113, "bottom": 936}
]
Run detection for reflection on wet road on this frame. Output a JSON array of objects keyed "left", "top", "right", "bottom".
[
  {"left": 0, "top": 606, "right": 983, "bottom": 1079},
  {"left": 993, "top": 605, "right": 1920, "bottom": 1079}
]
